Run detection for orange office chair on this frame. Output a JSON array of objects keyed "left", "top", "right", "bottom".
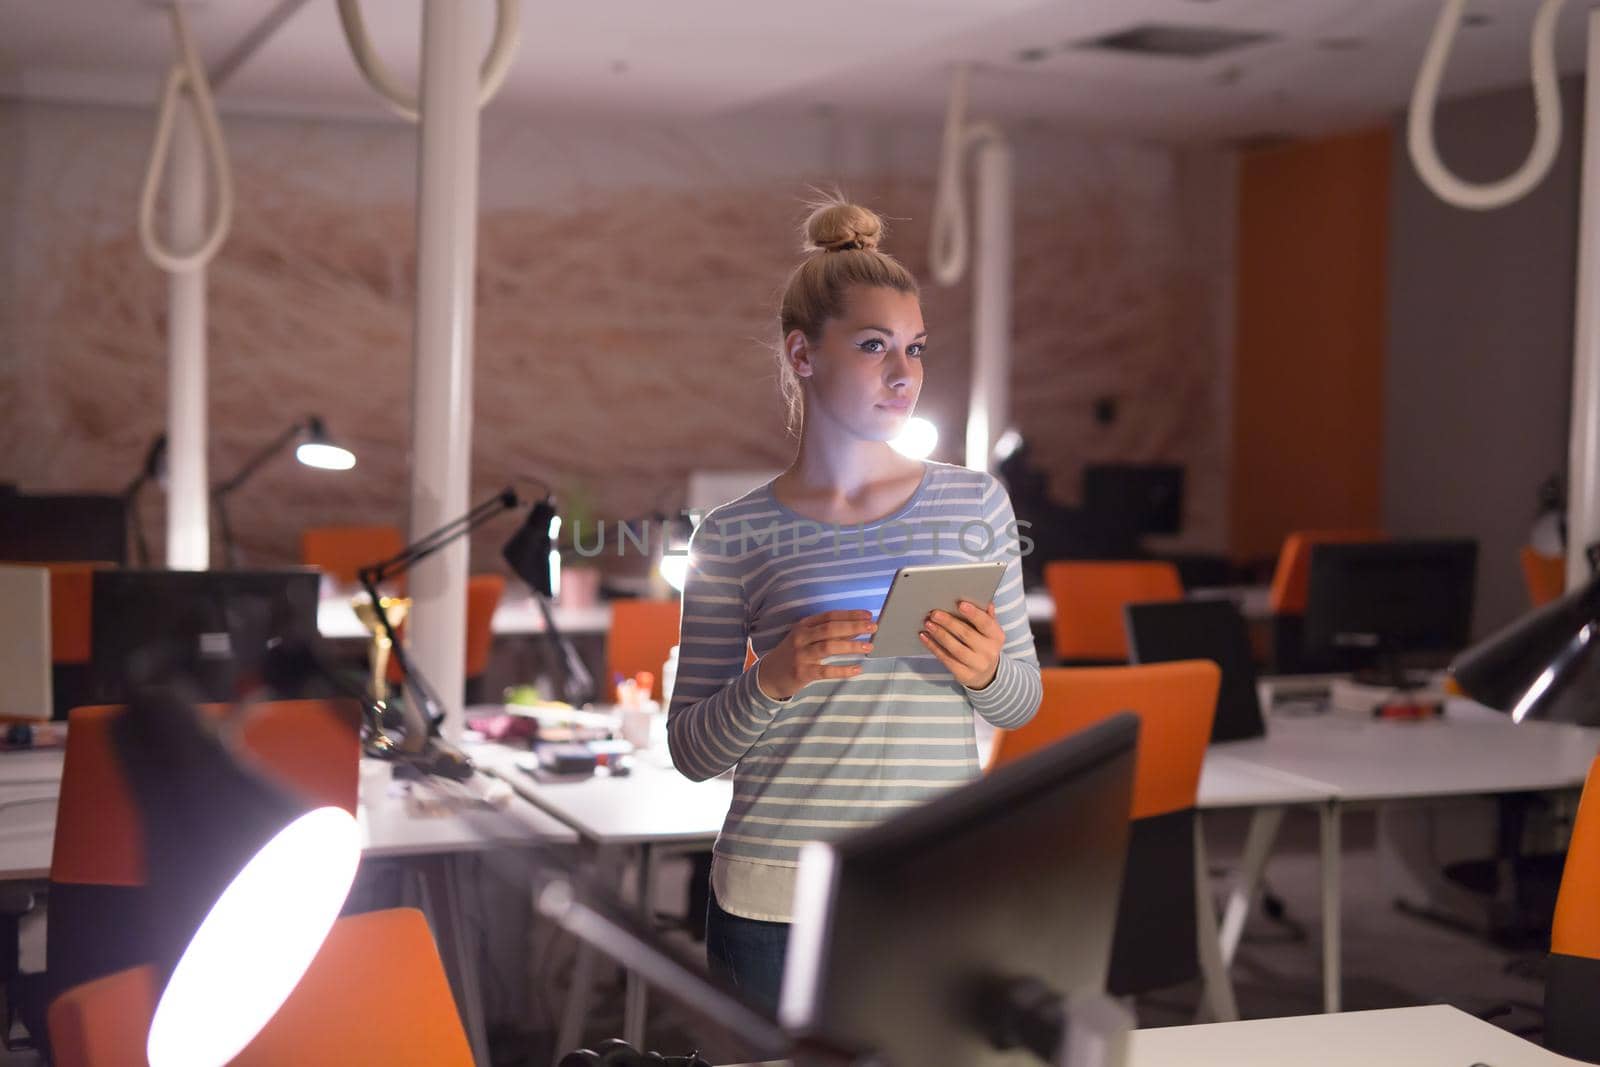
[
  {"left": 1520, "top": 546, "right": 1567, "bottom": 610},
  {"left": 1266, "top": 529, "right": 1384, "bottom": 673},
  {"left": 300, "top": 525, "right": 405, "bottom": 588},
  {"left": 989, "top": 660, "right": 1235, "bottom": 1019},
  {"left": 48, "top": 907, "right": 474, "bottom": 1067},
  {"left": 607, "top": 599, "right": 684, "bottom": 703},
  {"left": 1042, "top": 560, "right": 1183, "bottom": 664},
  {"left": 43, "top": 563, "right": 102, "bottom": 718},
  {"left": 1546, "top": 755, "right": 1600, "bottom": 1060},
  {"left": 45, "top": 701, "right": 360, "bottom": 1015}
]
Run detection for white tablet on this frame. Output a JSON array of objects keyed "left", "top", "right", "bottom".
[{"left": 867, "top": 561, "right": 1008, "bottom": 659}]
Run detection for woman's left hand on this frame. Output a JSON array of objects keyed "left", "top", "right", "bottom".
[{"left": 920, "top": 600, "right": 1004, "bottom": 690}]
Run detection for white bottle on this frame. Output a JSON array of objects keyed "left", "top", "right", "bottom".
[{"left": 662, "top": 644, "right": 679, "bottom": 706}]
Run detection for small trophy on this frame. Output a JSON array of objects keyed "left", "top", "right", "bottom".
[{"left": 352, "top": 593, "right": 412, "bottom": 706}]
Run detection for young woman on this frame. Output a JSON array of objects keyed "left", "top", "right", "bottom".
[{"left": 667, "top": 200, "right": 1041, "bottom": 1013}]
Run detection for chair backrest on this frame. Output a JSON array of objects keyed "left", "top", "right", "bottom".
[
  {"left": 989, "top": 661, "right": 1218, "bottom": 819},
  {"left": 47, "top": 700, "right": 360, "bottom": 1004},
  {"left": 1547, "top": 755, "right": 1600, "bottom": 1060},
  {"left": 988, "top": 660, "right": 1220, "bottom": 997},
  {"left": 464, "top": 573, "right": 506, "bottom": 679},
  {"left": 386, "top": 574, "right": 508, "bottom": 685},
  {"left": 45, "top": 563, "right": 101, "bottom": 665},
  {"left": 1125, "top": 598, "right": 1265, "bottom": 743},
  {"left": 300, "top": 525, "right": 404, "bottom": 587},
  {"left": 607, "top": 598, "right": 683, "bottom": 702},
  {"left": 1267, "top": 529, "right": 1385, "bottom": 615},
  {"left": 48, "top": 908, "right": 473, "bottom": 1067},
  {"left": 1043, "top": 561, "right": 1184, "bottom": 663},
  {"left": 1521, "top": 545, "right": 1567, "bottom": 609}
]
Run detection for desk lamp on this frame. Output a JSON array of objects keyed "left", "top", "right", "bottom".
[
  {"left": 1450, "top": 546, "right": 1600, "bottom": 725},
  {"left": 213, "top": 416, "right": 356, "bottom": 568},
  {"left": 112, "top": 688, "right": 360, "bottom": 1067},
  {"left": 356, "top": 485, "right": 594, "bottom": 773}
]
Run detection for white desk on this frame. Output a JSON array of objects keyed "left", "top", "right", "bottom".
[
  {"left": 0, "top": 749, "right": 63, "bottom": 881},
  {"left": 318, "top": 593, "right": 611, "bottom": 640},
  {"left": 1023, "top": 584, "right": 1273, "bottom": 625},
  {"left": 472, "top": 748, "right": 731, "bottom": 1057},
  {"left": 725, "top": 1004, "right": 1584, "bottom": 1067},
  {"left": 1127, "top": 1004, "right": 1583, "bottom": 1067},
  {"left": 476, "top": 743, "right": 1334, "bottom": 1055},
  {"left": 0, "top": 747, "right": 577, "bottom": 1065},
  {"left": 1212, "top": 704, "right": 1600, "bottom": 1015},
  {"left": 0, "top": 749, "right": 578, "bottom": 880}
]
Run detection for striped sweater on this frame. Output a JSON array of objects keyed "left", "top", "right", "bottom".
[{"left": 667, "top": 462, "right": 1042, "bottom": 921}]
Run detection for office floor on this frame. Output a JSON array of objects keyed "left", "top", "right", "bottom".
[{"left": 2, "top": 808, "right": 1548, "bottom": 1067}]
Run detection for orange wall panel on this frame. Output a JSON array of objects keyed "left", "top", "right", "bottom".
[{"left": 1231, "top": 129, "right": 1389, "bottom": 562}]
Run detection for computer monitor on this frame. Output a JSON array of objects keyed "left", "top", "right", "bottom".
[
  {"left": 781, "top": 714, "right": 1137, "bottom": 1065},
  {"left": 0, "top": 492, "right": 127, "bottom": 565},
  {"left": 1125, "top": 598, "right": 1265, "bottom": 742},
  {"left": 1082, "top": 464, "right": 1184, "bottom": 537},
  {"left": 1304, "top": 540, "right": 1478, "bottom": 683},
  {"left": 89, "top": 569, "right": 321, "bottom": 705},
  {"left": 0, "top": 565, "right": 52, "bottom": 720}
]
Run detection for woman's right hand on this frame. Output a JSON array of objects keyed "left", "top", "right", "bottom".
[{"left": 756, "top": 610, "right": 876, "bottom": 701}]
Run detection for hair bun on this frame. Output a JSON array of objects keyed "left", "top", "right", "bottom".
[{"left": 802, "top": 201, "right": 884, "bottom": 254}]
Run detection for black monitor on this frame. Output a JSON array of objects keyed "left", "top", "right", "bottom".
[
  {"left": 1125, "top": 598, "right": 1266, "bottom": 742},
  {"left": 1304, "top": 540, "right": 1478, "bottom": 683},
  {"left": 88, "top": 569, "right": 321, "bottom": 706},
  {"left": 0, "top": 492, "right": 127, "bottom": 565},
  {"left": 1082, "top": 464, "right": 1184, "bottom": 537},
  {"left": 780, "top": 714, "right": 1137, "bottom": 1065}
]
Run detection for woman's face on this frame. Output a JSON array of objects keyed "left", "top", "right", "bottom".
[{"left": 788, "top": 285, "right": 926, "bottom": 443}]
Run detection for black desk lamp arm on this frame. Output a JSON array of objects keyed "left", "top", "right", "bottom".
[
  {"left": 211, "top": 418, "right": 311, "bottom": 501},
  {"left": 354, "top": 488, "right": 527, "bottom": 730},
  {"left": 357, "top": 489, "right": 520, "bottom": 589}
]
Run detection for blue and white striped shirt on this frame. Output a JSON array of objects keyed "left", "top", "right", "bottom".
[{"left": 667, "top": 462, "right": 1042, "bottom": 921}]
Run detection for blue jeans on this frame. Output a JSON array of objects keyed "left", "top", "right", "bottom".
[{"left": 705, "top": 890, "right": 790, "bottom": 1016}]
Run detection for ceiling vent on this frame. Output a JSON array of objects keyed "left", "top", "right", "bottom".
[{"left": 1074, "top": 23, "right": 1275, "bottom": 59}]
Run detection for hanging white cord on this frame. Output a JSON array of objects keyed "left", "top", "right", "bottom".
[
  {"left": 1409, "top": 0, "right": 1568, "bottom": 211},
  {"left": 137, "top": 3, "right": 234, "bottom": 273},
  {"left": 930, "top": 65, "right": 972, "bottom": 286},
  {"left": 337, "top": 0, "right": 521, "bottom": 122}
]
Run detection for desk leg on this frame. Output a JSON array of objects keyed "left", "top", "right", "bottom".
[
  {"left": 1193, "top": 815, "right": 1239, "bottom": 1023},
  {"left": 554, "top": 847, "right": 619, "bottom": 1061},
  {"left": 623, "top": 842, "right": 654, "bottom": 1048},
  {"left": 1320, "top": 801, "right": 1342, "bottom": 1014},
  {"left": 1219, "top": 805, "right": 1285, "bottom": 969},
  {"left": 419, "top": 855, "right": 491, "bottom": 1065}
]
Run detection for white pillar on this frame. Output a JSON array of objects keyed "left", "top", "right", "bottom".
[
  {"left": 965, "top": 131, "right": 1013, "bottom": 472},
  {"left": 406, "top": 0, "right": 480, "bottom": 743},
  {"left": 1568, "top": 11, "right": 1600, "bottom": 589},
  {"left": 165, "top": 98, "right": 210, "bottom": 570}
]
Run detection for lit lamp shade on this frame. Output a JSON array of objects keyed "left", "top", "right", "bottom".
[
  {"left": 1450, "top": 575, "right": 1600, "bottom": 725},
  {"left": 502, "top": 498, "right": 558, "bottom": 597},
  {"left": 112, "top": 691, "right": 360, "bottom": 1067},
  {"left": 294, "top": 417, "right": 355, "bottom": 471}
]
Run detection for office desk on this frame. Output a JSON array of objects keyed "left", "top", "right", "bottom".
[
  {"left": 471, "top": 748, "right": 730, "bottom": 1055},
  {"left": 0, "top": 747, "right": 577, "bottom": 1064},
  {"left": 725, "top": 1004, "right": 1583, "bottom": 1067},
  {"left": 1023, "top": 584, "right": 1273, "bottom": 625},
  {"left": 1212, "top": 705, "right": 1600, "bottom": 1015},
  {"left": 476, "top": 744, "right": 1333, "bottom": 1054},
  {"left": 0, "top": 749, "right": 62, "bottom": 881},
  {"left": 318, "top": 593, "right": 611, "bottom": 640}
]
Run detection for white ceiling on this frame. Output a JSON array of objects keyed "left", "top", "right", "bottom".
[{"left": 2, "top": 0, "right": 1597, "bottom": 141}]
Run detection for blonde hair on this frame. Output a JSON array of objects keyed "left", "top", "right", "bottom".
[{"left": 776, "top": 198, "right": 920, "bottom": 432}]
